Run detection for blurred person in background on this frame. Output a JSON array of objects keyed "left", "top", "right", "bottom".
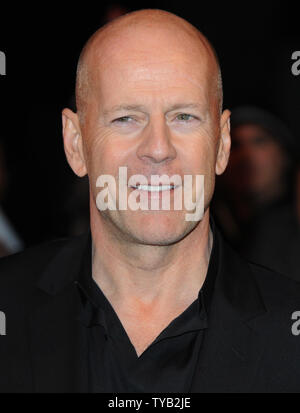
[
  {"left": 213, "top": 106, "right": 300, "bottom": 281},
  {"left": 104, "top": 3, "right": 128, "bottom": 22},
  {"left": 0, "top": 137, "right": 23, "bottom": 257}
]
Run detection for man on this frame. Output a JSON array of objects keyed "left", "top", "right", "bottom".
[
  {"left": 213, "top": 106, "right": 300, "bottom": 281},
  {"left": 225, "top": 106, "right": 294, "bottom": 213},
  {"left": 0, "top": 9, "right": 300, "bottom": 393}
]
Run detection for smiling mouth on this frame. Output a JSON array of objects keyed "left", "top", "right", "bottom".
[{"left": 130, "top": 184, "right": 177, "bottom": 192}]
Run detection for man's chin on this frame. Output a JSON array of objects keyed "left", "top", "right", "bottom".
[{"left": 119, "top": 212, "right": 197, "bottom": 246}]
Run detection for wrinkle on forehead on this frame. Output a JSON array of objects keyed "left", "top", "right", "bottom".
[{"left": 76, "top": 9, "right": 223, "bottom": 124}]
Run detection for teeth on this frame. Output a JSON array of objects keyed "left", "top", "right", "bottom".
[{"left": 133, "top": 185, "right": 175, "bottom": 192}]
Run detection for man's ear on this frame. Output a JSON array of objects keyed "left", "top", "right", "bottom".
[
  {"left": 216, "top": 109, "right": 231, "bottom": 175},
  {"left": 62, "top": 108, "right": 87, "bottom": 177}
]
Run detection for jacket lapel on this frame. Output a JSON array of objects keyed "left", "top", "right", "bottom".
[
  {"left": 191, "top": 233, "right": 268, "bottom": 393},
  {"left": 29, "top": 233, "right": 90, "bottom": 393}
]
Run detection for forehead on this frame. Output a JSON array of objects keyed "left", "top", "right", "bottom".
[{"left": 88, "top": 27, "right": 213, "bottom": 107}]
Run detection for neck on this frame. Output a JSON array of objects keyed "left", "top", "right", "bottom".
[{"left": 90, "top": 207, "right": 212, "bottom": 311}]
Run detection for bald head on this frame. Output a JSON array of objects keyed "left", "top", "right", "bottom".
[
  {"left": 62, "top": 9, "right": 231, "bottom": 248},
  {"left": 75, "top": 9, "right": 223, "bottom": 124}
]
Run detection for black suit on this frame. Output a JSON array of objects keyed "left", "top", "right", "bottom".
[{"left": 0, "top": 228, "right": 300, "bottom": 393}]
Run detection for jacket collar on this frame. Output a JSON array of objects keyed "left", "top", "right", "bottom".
[
  {"left": 190, "top": 228, "right": 268, "bottom": 392},
  {"left": 215, "top": 227, "right": 267, "bottom": 322},
  {"left": 37, "top": 232, "right": 91, "bottom": 296}
]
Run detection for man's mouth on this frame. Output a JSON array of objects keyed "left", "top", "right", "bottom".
[{"left": 130, "top": 184, "right": 176, "bottom": 192}]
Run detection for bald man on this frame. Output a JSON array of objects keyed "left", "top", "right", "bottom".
[{"left": 1, "top": 9, "right": 300, "bottom": 394}]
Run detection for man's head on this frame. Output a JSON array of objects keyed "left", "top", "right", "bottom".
[
  {"left": 225, "top": 106, "right": 293, "bottom": 203},
  {"left": 62, "top": 9, "right": 231, "bottom": 246}
]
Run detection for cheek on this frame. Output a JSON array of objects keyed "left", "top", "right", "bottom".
[
  {"left": 84, "top": 129, "right": 129, "bottom": 176},
  {"left": 182, "top": 140, "right": 217, "bottom": 201},
  {"left": 257, "top": 147, "right": 284, "bottom": 172},
  {"left": 184, "top": 135, "right": 217, "bottom": 174}
]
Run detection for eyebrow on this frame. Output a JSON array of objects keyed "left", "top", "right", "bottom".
[
  {"left": 103, "top": 103, "right": 203, "bottom": 117},
  {"left": 103, "top": 105, "right": 148, "bottom": 117},
  {"left": 166, "top": 103, "right": 203, "bottom": 112}
]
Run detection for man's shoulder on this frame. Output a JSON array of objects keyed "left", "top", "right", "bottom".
[
  {"left": 248, "top": 259, "right": 300, "bottom": 311},
  {"left": 0, "top": 235, "right": 81, "bottom": 300},
  {"left": 246, "top": 261, "right": 300, "bottom": 389},
  {"left": 219, "top": 236, "right": 300, "bottom": 315}
]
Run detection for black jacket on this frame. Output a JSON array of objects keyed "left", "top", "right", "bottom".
[{"left": 0, "top": 229, "right": 300, "bottom": 393}]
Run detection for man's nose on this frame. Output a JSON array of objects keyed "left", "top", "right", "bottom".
[{"left": 136, "top": 116, "right": 177, "bottom": 165}]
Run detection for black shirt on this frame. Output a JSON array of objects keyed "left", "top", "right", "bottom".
[{"left": 76, "top": 229, "right": 218, "bottom": 393}]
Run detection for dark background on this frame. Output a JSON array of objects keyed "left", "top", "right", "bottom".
[{"left": 0, "top": 0, "right": 299, "bottom": 246}]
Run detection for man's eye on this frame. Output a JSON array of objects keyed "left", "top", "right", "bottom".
[
  {"left": 113, "top": 116, "right": 132, "bottom": 123},
  {"left": 176, "top": 114, "right": 194, "bottom": 121}
]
